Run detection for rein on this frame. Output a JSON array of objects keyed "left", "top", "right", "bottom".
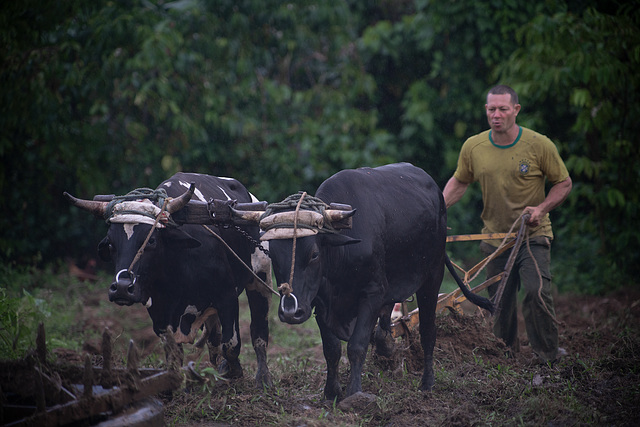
[
  {"left": 127, "top": 198, "right": 169, "bottom": 275},
  {"left": 108, "top": 187, "right": 278, "bottom": 298},
  {"left": 489, "top": 213, "right": 562, "bottom": 326},
  {"left": 259, "top": 191, "right": 314, "bottom": 314},
  {"left": 201, "top": 224, "right": 279, "bottom": 297},
  {"left": 489, "top": 213, "right": 529, "bottom": 319},
  {"left": 105, "top": 188, "right": 280, "bottom": 296},
  {"left": 271, "top": 192, "right": 307, "bottom": 316},
  {"left": 281, "top": 191, "right": 307, "bottom": 298}
]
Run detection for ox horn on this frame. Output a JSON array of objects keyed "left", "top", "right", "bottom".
[
  {"left": 64, "top": 192, "right": 108, "bottom": 218},
  {"left": 324, "top": 208, "right": 356, "bottom": 230},
  {"left": 166, "top": 182, "right": 196, "bottom": 214},
  {"left": 230, "top": 208, "right": 265, "bottom": 223},
  {"left": 324, "top": 209, "right": 356, "bottom": 222}
]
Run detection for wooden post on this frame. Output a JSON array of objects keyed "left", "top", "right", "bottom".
[
  {"left": 101, "top": 328, "right": 113, "bottom": 389},
  {"left": 83, "top": 354, "right": 93, "bottom": 399},
  {"left": 127, "top": 339, "right": 141, "bottom": 390},
  {"left": 35, "top": 361, "right": 46, "bottom": 412},
  {"left": 36, "top": 322, "right": 46, "bottom": 364}
]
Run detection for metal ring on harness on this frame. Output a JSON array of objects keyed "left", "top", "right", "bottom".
[
  {"left": 280, "top": 293, "right": 298, "bottom": 314},
  {"left": 115, "top": 269, "right": 137, "bottom": 286}
]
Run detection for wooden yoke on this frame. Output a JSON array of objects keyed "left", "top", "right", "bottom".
[
  {"left": 164, "top": 199, "right": 267, "bottom": 226},
  {"left": 92, "top": 194, "right": 268, "bottom": 226}
]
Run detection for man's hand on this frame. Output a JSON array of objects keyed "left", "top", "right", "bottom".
[
  {"left": 523, "top": 177, "right": 573, "bottom": 227},
  {"left": 523, "top": 206, "right": 544, "bottom": 227}
]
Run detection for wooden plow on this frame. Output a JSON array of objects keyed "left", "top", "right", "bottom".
[
  {"left": 390, "top": 232, "right": 517, "bottom": 339},
  {"left": 0, "top": 323, "right": 183, "bottom": 427}
]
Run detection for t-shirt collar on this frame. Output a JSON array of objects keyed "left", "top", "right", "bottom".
[{"left": 489, "top": 126, "right": 522, "bottom": 149}]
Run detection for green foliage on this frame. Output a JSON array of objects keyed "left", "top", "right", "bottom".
[
  {"left": 358, "top": 0, "right": 548, "bottom": 184},
  {"left": 497, "top": 3, "right": 640, "bottom": 291},
  {"left": 0, "top": 0, "right": 637, "bottom": 293},
  {"left": 356, "top": 0, "right": 549, "bottom": 261},
  {"left": 0, "top": 263, "right": 109, "bottom": 359},
  {"left": 0, "top": 288, "right": 49, "bottom": 359},
  {"left": 1, "top": 0, "right": 396, "bottom": 266}
]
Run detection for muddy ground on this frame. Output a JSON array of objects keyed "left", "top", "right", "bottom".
[{"left": 44, "top": 285, "right": 640, "bottom": 426}]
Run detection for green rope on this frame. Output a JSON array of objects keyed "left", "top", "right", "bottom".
[
  {"left": 263, "top": 192, "right": 328, "bottom": 216},
  {"left": 263, "top": 191, "right": 338, "bottom": 233},
  {"left": 105, "top": 187, "right": 178, "bottom": 227}
]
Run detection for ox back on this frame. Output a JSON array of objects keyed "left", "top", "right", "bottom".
[{"left": 85, "top": 172, "right": 271, "bottom": 387}]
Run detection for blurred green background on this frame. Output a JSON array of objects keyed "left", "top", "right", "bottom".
[{"left": 1, "top": 0, "right": 638, "bottom": 295}]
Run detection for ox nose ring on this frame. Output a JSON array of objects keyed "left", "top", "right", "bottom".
[
  {"left": 115, "top": 269, "right": 137, "bottom": 286},
  {"left": 280, "top": 293, "right": 298, "bottom": 314}
]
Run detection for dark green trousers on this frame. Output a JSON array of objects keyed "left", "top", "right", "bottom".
[{"left": 482, "top": 236, "right": 559, "bottom": 362}]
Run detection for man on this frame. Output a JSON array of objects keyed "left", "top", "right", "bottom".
[{"left": 443, "top": 84, "right": 572, "bottom": 364}]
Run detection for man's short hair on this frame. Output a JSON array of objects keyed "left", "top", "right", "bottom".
[{"left": 488, "top": 85, "right": 519, "bottom": 105}]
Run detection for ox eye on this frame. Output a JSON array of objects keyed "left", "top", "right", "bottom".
[
  {"left": 148, "top": 237, "right": 156, "bottom": 246},
  {"left": 310, "top": 250, "right": 319, "bottom": 261}
]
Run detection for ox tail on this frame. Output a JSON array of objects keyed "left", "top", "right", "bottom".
[{"left": 445, "top": 255, "right": 495, "bottom": 314}]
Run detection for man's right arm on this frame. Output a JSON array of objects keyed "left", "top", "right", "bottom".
[{"left": 442, "top": 176, "right": 469, "bottom": 208}]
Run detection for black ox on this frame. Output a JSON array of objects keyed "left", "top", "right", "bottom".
[
  {"left": 235, "top": 162, "right": 493, "bottom": 399},
  {"left": 65, "top": 172, "right": 272, "bottom": 387}
]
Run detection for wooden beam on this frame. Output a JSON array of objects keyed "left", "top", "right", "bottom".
[{"left": 446, "top": 233, "right": 517, "bottom": 243}]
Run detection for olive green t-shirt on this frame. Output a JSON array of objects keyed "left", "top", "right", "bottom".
[{"left": 453, "top": 126, "right": 569, "bottom": 246}]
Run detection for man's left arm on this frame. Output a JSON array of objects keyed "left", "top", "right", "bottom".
[{"left": 524, "top": 177, "right": 573, "bottom": 227}]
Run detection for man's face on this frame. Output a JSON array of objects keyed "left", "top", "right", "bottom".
[{"left": 485, "top": 93, "right": 520, "bottom": 134}]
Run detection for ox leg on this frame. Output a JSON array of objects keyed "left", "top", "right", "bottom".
[
  {"left": 246, "top": 288, "right": 273, "bottom": 388},
  {"left": 204, "top": 314, "right": 223, "bottom": 367},
  {"left": 316, "top": 316, "right": 342, "bottom": 400},
  {"left": 345, "top": 302, "right": 380, "bottom": 397},
  {"left": 218, "top": 300, "right": 244, "bottom": 379},
  {"left": 416, "top": 287, "right": 438, "bottom": 392}
]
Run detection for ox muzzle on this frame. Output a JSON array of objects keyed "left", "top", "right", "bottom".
[
  {"left": 278, "top": 290, "right": 310, "bottom": 324},
  {"left": 108, "top": 269, "right": 143, "bottom": 306}
]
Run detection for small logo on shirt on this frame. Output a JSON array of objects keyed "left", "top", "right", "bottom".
[{"left": 519, "top": 159, "right": 530, "bottom": 175}]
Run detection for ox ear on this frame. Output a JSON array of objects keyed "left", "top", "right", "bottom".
[
  {"left": 319, "top": 232, "right": 361, "bottom": 247},
  {"left": 163, "top": 228, "right": 202, "bottom": 249},
  {"left": 98, "top": 237, "right": 112, "bottom": 262}
]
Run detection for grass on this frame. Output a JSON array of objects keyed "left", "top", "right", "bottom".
[{"left": 0, "top": 262, "right": 96, "bottom": 359}]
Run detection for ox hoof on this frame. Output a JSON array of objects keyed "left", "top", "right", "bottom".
[
  {"left": 218, "top": 360, "right": 244, "bottom": 379},
  {"left": 419, "top": 382, "right": 434, "bottom": 394},
  {"left": 256, "top": 372, "right": 273, "bottom": 389},
  {"left": 420, "top": 373, "right": 435, "bottom": 393},
  {"left": 337, "top": 392, "right": 377, "bottom": 412}
]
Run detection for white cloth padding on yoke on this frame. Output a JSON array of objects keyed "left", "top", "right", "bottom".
[
  {"left": 259, "top": 210, "right": 323, "bottom": 241},
  {"left": 107, "top": 200, "right": 168, "bottom": 227},
  {"left": 261, "top": 227, "right": 318, "bottom": 241}
]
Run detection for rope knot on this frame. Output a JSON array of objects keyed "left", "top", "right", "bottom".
[{"left": 278, "top": 282, "right": 293, "bottom": 298}]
